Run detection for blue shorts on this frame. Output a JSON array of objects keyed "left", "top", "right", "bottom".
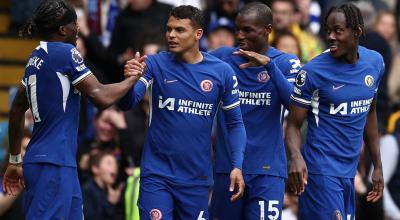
[
  {"left": 138, "top": 175, "right": 209, "bottom": 220},
  {"left": 299, "top": 174, "right": 355, "bottom": 220},
  {"left": 210, "top": 173, "right": 284, "bottom": 220},
  {"left": 23, "top": 163, "right": 83, "bottom": 220}
]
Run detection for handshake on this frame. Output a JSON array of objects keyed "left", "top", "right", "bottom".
[{"left": 124, "top": 52, "right": 147, "bottom": 79}]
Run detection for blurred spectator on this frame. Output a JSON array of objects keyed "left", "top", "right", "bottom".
[
  {"left": 82, "top": 150, "right": 124, "bottom": 220},
  {"left": 9, "top": 0, "right": 40, "bottom": 32},
  {"left": 396, "top": 1, "right": 400, "bottom": 43},
  {"left": 206, "top": 17, "right": 235, "bottom": 50},
  {"left": 356, "top": 1, "right": 393, "bottom": 130},
  {"left": 375, "top": 11, "right": 397, "bottom": 48},
  {"left": 77, "top": 7, "right": 122, "bottom": 83},
  {"left": 205, "top": 0, "right": 241, "bottom": 22},
  {"left": 271, "top": 30, "right": 302, "bottom": 61},
  {"left": 295, "top": 0, "right": 321, "bottom": 35},
  {"left": 378, "top": 132, "right": 400, "bottom": 220},
  {"left": 136, "top": 30, "right": 167, "bottom": 55},
  {"left": 108, "top": 0, "right": 172, "bottom": 66},
  {"left": 157, "top": 0, "right": 204, "bottom": 9},
  {"left": 376, "top": 11, "right": 400, "bottom": 106},
  {"left": 78, "top": 107, "right": 127, "bottom": 184},
  {"left": 202, "top": 0, "right": 241, "bottom": 49},
  {"left": 124, "top": 168, "right": 141, "bottom": 220},
  {"left": 270, "top": 0, "right": 323, "bottom": 62}
]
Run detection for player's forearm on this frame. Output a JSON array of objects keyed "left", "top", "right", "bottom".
[
  {"left": 285, "top": 122, "right": 303, "bottom": 160},
  {"left": 90, "top": 76, "right": 138, "bottom": 110},
  {"left": 118, "top": 79, "right": 147, "bottom": 110},
  {"left": 285, "top": 105, "right": 308, "bottom": 159},
  {"left": 364, "top": 108, "right": 382, "bottom": 169},
  {"left": 225, "top": 107, "right": 246, "bottom": 169},
  {"left": 8, "top": 85, "right": 29, "bottom": 155},
  {"left": 264, "top": 61, "right": 293, "bottom": 108}
]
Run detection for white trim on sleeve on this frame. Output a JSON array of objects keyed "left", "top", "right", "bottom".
[
  {"left": 139, "top": 77, "right": 150, "bottom": 89},
  {"left": 290, "top": 95, "right": 311, "bottom": 105},
  {"left": 72, "top": 71, "right": 92, "bottom": 85},
  {"left": 222, "top": 101, "right": 240, "bottom": 110}
]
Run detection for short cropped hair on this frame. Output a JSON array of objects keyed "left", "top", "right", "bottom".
[
  {"left": 170, "top": 5, "right": 204, "bottom": 29},
  {"left": 238, "top": 2, "right": 273, "bottom": 26}
]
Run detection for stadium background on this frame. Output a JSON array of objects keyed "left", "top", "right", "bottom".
[{"left": 1, "top": 0, "right": 400, "bottom": 219}]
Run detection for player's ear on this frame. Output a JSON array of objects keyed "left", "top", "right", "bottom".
[
  {"left": 195, "top": 28, "right": 203, "bottom": 40},
  {"left": 59, "top": 25, "right": 67, "bottom": 37},
  {"left": 265, "top": 24, "right": 272, "bottom": 35},
  {"left": 355, "top": 25, "right": 362, "bottom": 38}
]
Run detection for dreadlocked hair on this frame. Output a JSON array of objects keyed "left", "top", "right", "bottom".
[
  {"left": 324, "top": 3, "right": 365, "bottom": 36},
  {"left": 19, "top": 0, "right": 76, "bottom": 38}
]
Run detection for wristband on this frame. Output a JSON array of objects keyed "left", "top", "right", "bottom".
[{"left": 9, "top": 154, "right": 22, "bottom": 164}]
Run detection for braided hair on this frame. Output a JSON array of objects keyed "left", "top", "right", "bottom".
[
  {"left": 324, "top": 3, "right": 365, "bottom": 36},
  {"left": 20, "top": 0, "right": 77, "bottom": 38}
]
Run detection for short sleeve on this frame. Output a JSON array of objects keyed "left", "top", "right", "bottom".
[
  {"left": 290, "top": 67, "right": 316, "bottom": 108},
  {"left": 221, "top": 65, "right": 240, "bottom": 111},
  {"left": 66, "top": 47, "right": 92, "bottom": 85},
  {"left": 375, "top": 57, "right": 386, "bottom": 94},
  {"left": 282, "top": 54, "right": 301, "bottom": 83}
]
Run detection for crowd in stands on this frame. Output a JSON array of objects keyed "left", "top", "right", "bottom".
[{"left": 2, "top": 0, "right": 400, "bottom": 219}]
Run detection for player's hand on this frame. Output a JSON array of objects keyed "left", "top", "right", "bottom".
[
  {"left": 366, "top": 167, "right": 384, "bottom": 202},
  {"left": 3, "top": 164, "right": 24, "bottom": 196},
  {"left": 124, "top": 52, "right": 147, "bottom": 78},
  {"left": 233, "top": 49, "right": 271, "bottom": 69},
  {"left": 229, "top": 168, "right": 245, "bottom": 202},
  {"left": 288, "top": 155, "right": 308, "bottom": 195}
]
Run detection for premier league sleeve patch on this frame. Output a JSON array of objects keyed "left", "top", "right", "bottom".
[
  {"left": 295, "top": 70, "right": 307, "bottom": 87},
  {"left": 70, "top": 48, "right": 84, "bottom": 64}
]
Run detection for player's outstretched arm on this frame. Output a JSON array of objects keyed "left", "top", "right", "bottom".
[
  {"left": 75, "top": 74, "right": 140, "bottom": 110},
  {"left": 233, "top": 49, "right": 293, "bottom": 107},
  {"left": 364, "top": 98, "right": 384, "bottom": 202},
  {"left": 76, "top": 54, "right": 146, "bottom": 110},
  {"left": 233, "top": 49, "right": 270, "bottom": 69},
  {"left": 3, "top": 85, "right": 28, "bottom": 196},
  {"left": 285, "top": 104, "right": 308, "bottom": 195}
]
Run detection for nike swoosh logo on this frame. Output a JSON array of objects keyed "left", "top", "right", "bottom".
[
  {"left": 332, "top": 84, "right": 345, "bottom": 90},
  {"left": 164, "top": 79, "right": 178, "bottom": 84}
]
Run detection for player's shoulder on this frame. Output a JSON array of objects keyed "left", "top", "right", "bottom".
[
  {"left": 296, "top": 50, "right": 331, "bottom": 82},
  {"left": 208, "top": 46, "right": 236, "bottom": 59},
  {"left": 44, "top": 41, "right": 81, "bottom": 61},
  {"left": 302, "top": 50, "right": 331, "bottom": 70},
  {"left": 268, "top": 47, "right": 300, "bottom": 67},
  {"left": 359, "top": 46, "right": 384, "bottom": 63},
  {"left": 203, "top": 52, "right": 232, "bottom": 70},
  {"left": 46, "top": 41, "right": 75, "bottom": 53},
  {"left": 144, "top": 50, "right": 172, "bottom": 67}
]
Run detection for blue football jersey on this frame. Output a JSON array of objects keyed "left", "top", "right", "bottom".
[
  {"left": 22, "top": 41, "right": 91, "bottom": 167},
  {"left": 211, "top": 46, "right": 301, "bottom": 177},
  {"left": 119, "top": 51, "right": 242, "bottom": 186},
  {"left": 290, "top": 46, "right": 385, "bottom": 178}
]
